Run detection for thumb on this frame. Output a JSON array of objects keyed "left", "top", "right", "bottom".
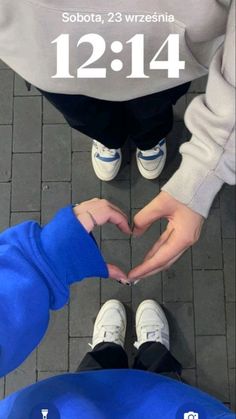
[{"left": 133, "top": 198, "right": 164, "bottom": 237}]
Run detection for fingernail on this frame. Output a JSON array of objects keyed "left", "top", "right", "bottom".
[{"left": 134, "top": 280, "right": 140, "bottom": 285}]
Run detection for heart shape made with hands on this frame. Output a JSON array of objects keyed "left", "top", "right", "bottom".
[{"left": 74, "top": 193, "right": 204, "bottom": 285}]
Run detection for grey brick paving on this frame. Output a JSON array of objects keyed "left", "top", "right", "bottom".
[
  {"left": 162, "top": 122, "right": 189, "bottom": 173},
  {"left": 182, "top": 369, "right": 197, "bottom": 387},
  {"left": 101, "top": 180, "right": 130, "bottom": 239},
  {"left": 42, "top": 124, "right": 71, "bottom": 181},
  {"left": 11, "top": 212, "right": 41, "bottom": 226},
  {"left": 173, "top": 95, "right": 187, "bottom": 121},
  {"left": 12, "top": 153, "right": 41, "bottom": 211},
  {"left": 131, "top": 155, "right": 160, "bottom": 208},
  {"left": 223, "top": 239, "right": 236, "bottom": 301},
  {"left": 131, "top": 209, "right": 161, "bottom": 282},
  {"left": 0, "top": 183, "right": 11, "bottom": 230},
  {"left": 189, "top": 75, "right": 207, "bottom": 93},
  {"left": 229, "top": 369, "right": 236, "bottom": 411},
  {"left": 14, "top": 74, "right": 41, "bottom": 97},
  {"left": 13, "top": 96, "right": 42, "bottom": 152},
  {"left": 0, "top": 59, "right": 8, "bottom": 69},
  {"left": 196, "top": 336, "right": 229, "bottom": 402},
  {"left": 43, "top": 98, "right": 65, "bottom": 124},
  {"left": 0, "top": 70, "right": 13, "bottom": 124},
  {"left": 5, "top": 352, "right": 36, "bottom": 397},
  {"left": 0, "top": 68, "right": 235, "bottom": 411},
  {"left": 164, "top": 302, "right": 195, "bottom": 369},
  {"left": 70, "top": 279, "right": 101, "bottom": 337},
  {"left": 192, "top": 208, "right": 223, "bottom": 269},
  {"left": 72, "top": 129, "right": 92, "bottom": 152},
  {"left": 101, "top": 240, "right": 131, "bottom": 302},
  {"left": 72, "top": 152, "right": 101, "bottom": 201},
  {"left": 37, "top": 371, "right": 67, "bottom": 381},
  {"left": 132, "top": 277, "right": 162, "bottom": 312},
  {"left": 37, "top": 308, "right": 69, "bottom": 371},
  {"left": 69, "top": 338, "right": 91, "bottom": 371},
  {"left": 226, "top": 303, "right": 236, "bottom": 369},
  {"left": 0, "top": 125, "right": 12, "bottom": 181},
  {"left": 220, "top": 185, "right": 236, "bottom": 239},
  {"left": 193, "top": 270, "right": 226, "bottom": 335},
  {"left": 163, "top": 250, "right": 192, "bottom": 302},
  {"left": 41, "top": 181, "right": 71, "bottom": 224},
  {"left": 0, "top": 379, "right": 4, "bottom": 399}
]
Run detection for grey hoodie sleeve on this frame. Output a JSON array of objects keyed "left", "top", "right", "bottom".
[{"left": 162, "top": 0, "right": 235, "bottom": 218}]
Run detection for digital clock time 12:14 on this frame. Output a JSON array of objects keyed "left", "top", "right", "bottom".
[{"left": 51, "top": 33, "right": 185, "bottom": 79}]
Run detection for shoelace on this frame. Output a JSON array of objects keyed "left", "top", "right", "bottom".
[
  {"left": 94, "top": 141, "right": 118, "bottom": 157},
  {"left": 134, "top": 325, "right": 161, "bottom": 349}
]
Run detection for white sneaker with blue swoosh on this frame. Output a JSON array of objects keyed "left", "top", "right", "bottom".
[
  {"left": 136, "top": 138, "right": 167, "bottom": 180},
  {"left": 92, "top": 140, "right": 122, "bottom": 181}
]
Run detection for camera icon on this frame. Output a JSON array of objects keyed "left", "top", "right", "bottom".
[
  {"left": 41, "top": 409, "right": 49, "bottom": 419},
  {"left": 184, "top": 412, "right": 199, "bottom": 419}
]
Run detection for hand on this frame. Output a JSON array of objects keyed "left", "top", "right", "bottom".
[
  {"left": 128, "top": 191, "right": 204, "bottom": 282},
  {"left": 73, "top": 198, "right": 131, "bottom": 283}
]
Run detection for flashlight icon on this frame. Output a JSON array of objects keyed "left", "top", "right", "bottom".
[{"left": 41, "top": 409, "right": 49, "bottom": 419}]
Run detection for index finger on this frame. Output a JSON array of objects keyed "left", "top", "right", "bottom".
[
  {"left": 131, "top": 248, "right": 187, "bottom": 281},
  {"left": 108, "top": 208, "right": 132, "bottom": 235},
  {"left": 128, "top": 229, "right": 187, "bottom": 280}
]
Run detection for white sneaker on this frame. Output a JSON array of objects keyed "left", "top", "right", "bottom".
[
  {"left": 136, "top": 138, "right": 167, "bottom": 180},
  {"left": 134, "top": 300, "right": 170, "bottom": 350},
  {"left": 90, "top": 300, "right": 127, "bottom": 349},
  {"left": 92, "top": 140, "right": 122, "bottom": 181}
]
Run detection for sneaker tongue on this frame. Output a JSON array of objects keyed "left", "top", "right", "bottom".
[
  {"left": 147, "top": 331, "right": 158, "bottom": 340},
  {"left": 141, "top": 147, "right": 159, "bottom": 157},
  {"left": 141, "top": 326, "right": 160, "bottom": 341},
  {"left": 103, "top": 325, "right": 117, "bottom": 330},
  {"left": 99, "top": 147, "right": 117, "bottom": 157},
  {"left": 103, "top": 326, "right": 120, "bottom": 343},
  {"left": 142, "top": 325, "right": 160, "bottom": 332},
  {"left": 102, "top": 151, "right": 117, "bottom": 158}
]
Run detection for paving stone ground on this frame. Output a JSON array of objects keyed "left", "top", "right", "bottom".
[{"left": 0, "top": 60, "right": 235, "bottom": 411}]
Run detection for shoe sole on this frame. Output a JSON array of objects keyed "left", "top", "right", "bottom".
[
  {"left": 91, "top": 149, "right": 122, "bottom": 181},
  {"left": 136, "top": 144, "right": 167, "bottom": 180},
  {"left": 135, "top": 299, "right": 169, "bottom": 336}
]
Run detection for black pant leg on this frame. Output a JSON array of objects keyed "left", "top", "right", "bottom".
[
  {"left": 133, "top": 342, "right": 182, "bottom": 378},
  {"left": 77, "top": 343, "right": 129, "bottom": 372},
  {"left": 125, "top": 82, "right": 191, "bottom": 150},
  {"left": 38, "top": 89, "right": 128, "bottom": 148}
]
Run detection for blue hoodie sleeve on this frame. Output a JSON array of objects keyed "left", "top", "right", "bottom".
[{"left": 0, "top": 205, "right": 108, "bottom": 378}]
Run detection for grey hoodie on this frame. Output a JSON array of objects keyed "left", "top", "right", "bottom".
[{"left": 0, "top": 0, "right": 235, "bottom": 216}]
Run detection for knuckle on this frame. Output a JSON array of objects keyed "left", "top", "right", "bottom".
[
  {"left": 133, "top": 214, "right": 142, "bottom": 227},
  {"left": 101, "top": 198, "right": 109, "bottom": 206},
  {"left": 186, "top": 239, "right": 193, "bottom": 247},
  {"left": 182, "top": 234, "right": 196, "bottom": 247},
  {"left": 183, "top": 238, "right": 193, "bottom": 247},
  {"left": 181, "top": 226, "right": 201, "bottom": 247}
]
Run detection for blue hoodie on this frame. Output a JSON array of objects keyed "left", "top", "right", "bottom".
[
  {"left": 0, "top": 205, "right": 108, "bottom": 377},
  {"left": 0, "top": 207, "right": 234, "bottom": 418}
]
